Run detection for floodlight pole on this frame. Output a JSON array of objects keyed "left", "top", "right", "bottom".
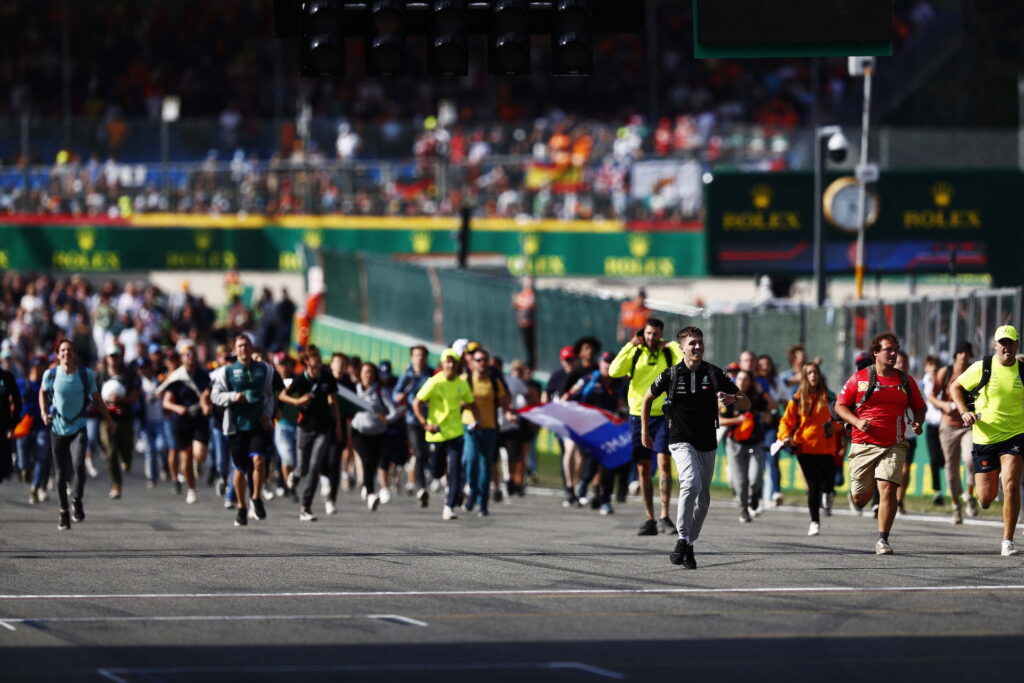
[
  {"left": 854, "top": 63, "right": 874, "bottom": 300},
  {"left": 813, "top": 125, "right": 842, "bottom": 308}
]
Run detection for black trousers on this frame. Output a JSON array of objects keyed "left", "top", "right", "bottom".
[
  {"left": 796, "top": 453, "right": 836, "bottom": 524},
  {"left": 52, "top": 429, "right": 88, "bottom": 510}
]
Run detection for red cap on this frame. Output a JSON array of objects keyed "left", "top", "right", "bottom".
[{"left": 560, "top": 346, "right": 576, "bottom": 361}]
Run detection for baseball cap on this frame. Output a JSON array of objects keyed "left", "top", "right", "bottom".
[
  {"left": 725, "top": 361, "right": 740, "bottom": 372},
  {"left": 106, "top": 342, "right": 121, "bottom": 356},
  {"left": 451, "top": 338, "right": 469, "bottom": 356},
  {"left": 599, "top": 351, "right": 614, "bottom": 363},
  {"left": 379, "top": 359, "right": 393, "bottom": 379},
  {"left": 440, "top": 348, "right": 461, "bottom": 363},
  {"left": 954, "top": 341, "right": 974, "bottom": 356},
  {"left": 147, "top": 343, "right": 162, "bottom": 355},
  {"left": 465, "top": 341, "right": 483, "bottom": 354},
  {"left": 559, "top": 345, "right": 576, "bottom": 361},
  {"left": 994, "top": 325, "right": 1018, "bottom": 343}
]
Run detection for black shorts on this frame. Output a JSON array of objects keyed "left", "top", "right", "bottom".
[
  {"left": 228, "top": 430, "right": 270, "bottom": 471},
  {"left": 972, "top": 433, "right": 1024, "bottom": 474},
  {"left": 173, "top": 417, "right": 211, "bottom": 450}
]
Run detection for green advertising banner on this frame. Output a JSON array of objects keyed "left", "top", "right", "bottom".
[
  {"left": 0, "top": 223, "right": 707, "bottom": 277},
  {"left": 704, "top": 169, "right": 1023, "bottom": 282}
]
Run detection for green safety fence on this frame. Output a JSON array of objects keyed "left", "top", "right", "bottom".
[{"left": 308, "top": 314, "right": 965, "bottom": 497}]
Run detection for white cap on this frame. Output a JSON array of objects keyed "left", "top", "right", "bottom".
[{"left": 451, "top": 338, "right": 469, "bottom": 356}]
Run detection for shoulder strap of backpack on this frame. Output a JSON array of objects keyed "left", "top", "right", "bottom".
[
  {"left": 668, "top": 364, "right": 678, "bottom": 399},
  {"left": 938, "top": 365, "right": 952, "bottom": 400},
  {"left": 74, "top": 367, "right": 92, "bottom": 421},
  {"left": 706, "top": 362, "right": 720, "bottom": 394},
  {"left": 896, "top": 369, "right": 911, "bottom": 397},
  {"left": 629, "top": 347, "right": 643, "bottom": 377},
  {"left": 854, "top": 367, "right": 878, "bottom": 411},
  {"left": 966, "top": 356, "right": 993, "bottom": 407},
  {"left": 662, "top": 346, "right": 672, "bottom": 370},
  {"left": 42, "top": 368, "right": 55, "bottom": 396}
]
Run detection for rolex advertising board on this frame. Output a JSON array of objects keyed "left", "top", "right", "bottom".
[{"left": 704, "top": 170, "right": 1022, "bottom": 283}]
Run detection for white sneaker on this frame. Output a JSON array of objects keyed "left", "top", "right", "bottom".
[
  {"left": 85, "top": 458, "right": 99, "bottom": 478},
  {"left": 771, "top": 492, "right": 784, "bottom": 507},
  {"left": 299, "top": 509, "right": 317, "bottom": 522},
  {"left": 261, "top": 488, "right": 275, "bottom": 501},
  {"left": 1001, "top": 539, "right": 1020, "bottom": 556},
  {"left": 875, "top": 538, "right": 893, "bottom": 555},
  {"left": 416, "top": 488, "right": 429, "bottom": 507},
  {"left": 360, "top": 486, "right": 368, "bottom": 501},
  {"left": 325, "top": 500, "right": 337, "bottom": 515},
  {"left": 739, "top": 509, "right": 752, "bottom": 523},
  {"left": 224, "top": 499, "right": 234, "bottom": 509},
  {"left": 964, "top": 494, "right": 981, "bottom": 518},
  {"left": 37, "top": 489, "right": 48, "bottom": 503},
  {"left": 627, "top": 480, "right": 641, "bottom": 496},
  {"left": 808, "top": 521, "right": 820, "bottom": 536},
  {"left": 367, "top": 493, "right": 380, "bottom": 511},
  {"left": 319, "top": 476, "right": 331, "bottom": 498},
  {"left": 379, "top": 488, "right": 392, "bottom": 505},
  {"left": 430, "top": 479, "right": 443, "bottom": 493},
  {"left": 442, "top": 505, "right": 457, "bottom": 520},
  {"left": 287, "top": 471, "right": 298, "bottom": 489},
  {"left": 185, "top": 489, "right": 197, "bottom": 504}
]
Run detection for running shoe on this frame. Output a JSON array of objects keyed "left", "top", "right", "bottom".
[
  {"left": 871, "top": 504, "right": 880, "bottom": 519},
  {"left": 739, "top": 508, "right": 752, "bottom": 523},
  {"left": 234, "top": 507, "right": 248, "bottom": 526},
  {"left": 224, "top": 499, "right": 234, "bottom": 509},
  {"left": 185, "top": 489, "right": 197, "bottom": 504},
  {"left": 251, "top": 497, "right": 267, "bottom": 520},
  {"left": 589, "top": 495, "right": 602, "bottom": 511},
  {"left": 442, "top": 505, "right": 457, "bottom": 520},
  {"left": 493, "top": 488, "right": 504, "bottom": 503},
  {"left": 637, "top": 519, "right": 658, "bottom": 536},
  {"left": 58, "top": 510, "right": 71, "bottom": 530},
  {"left": 174, "top": 480, "right": 182, "bottom": 495},
  {"left": 217, "top": 479, "right": 227, "bottom": 497},
  {"left": 669, "top": 537, "right": 688, "bottom": 565},
  {"left": 85, "top": 457, "right": 99, "bottom": 478},
  {"left": 109, "top": 484, "right": 121, "bottom": 500},
  {"left": 360, "top": 486, "right": 368, "bottom": 502},
  {"left": 599, "top": 503, "right": 614, "bottom": 515},
  {"left": 477, "top": 509, "right": 489, "bottom": 517},
  {"left": 71, "top": 498, "right": 85, "bottom": 523},
  {"left": 261, "top": 488, "right": 275, "bottom": 502},
  {"left": 378, "top": 488, "right": 392, "bottom": 505},
  {"left": 931, "top": 492, "right": 944, "bottom": 507},
  {"left": 146, "top": 480, "right": 157, "bottom": 489},
  {"left": 325, "top": 500, "right": 337, "bottom": 515},
  {"left": 1001, "top": 539, "right": 1020, "bottom": 556},
  {"left": 627, "top": 480, "right": 641, "bottom": 496},
  {"left": 875, "top": 538, "right": 894, "bottom": 555},
  {"left": 658, "top": 516, "right": 677, "bottom": 534},
  {"left": 37, "top": 489, "right": 48, "bottom": 503},
  {"left": 299, "top": 508, "right": 317, "bottom": 522},
  {"left": 771, "top": 492, "right": 784, "bottom": 507},
  {"left": 28, "top": 488, "right": 38, "bottom": 505},
  {"left": 823, "top": 492, "right": 834, "bottom": 517},
  {"left": 416, "top": 488, "right": 429, "bottom": 508},
  {"left": 682, "top": 543, "right": 697, "bottom": 570},
  {"left": 808, "top": 521, "right": 820, "bottom": 536},
  {"left": 964, "top": 494, "right": 980, "bottom": 518},
  {"left": 952, "top": 506, "right": 963, "bottom": 525},
  {"left": 430, "top": 479, "right": 443, "bottom": 493},
  {"left": 562, "top": 488, "right": 580, "bottom": 508},
  {"left": 320, "top": 476, "right": 331, "bottom": 498},
  {"left": 287, "top": 471, "right": 298, "bottom": 490},
  {"left": 897, "top": 501, "right": 906, "bottom": 516},
  {"left": 367, "top": 493, "right": 380, "bottom": 511}
]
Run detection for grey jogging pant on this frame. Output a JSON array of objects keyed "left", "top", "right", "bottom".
[
  {"left": 296, "top": 428, "right": 330, "bottom": 509},
  {"left": 670, "top": 442, "right": 717, "bottom": 543}
]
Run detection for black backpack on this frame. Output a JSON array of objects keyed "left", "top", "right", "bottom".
[
  {"left": 630, "top": 345, "right": 674, "bottom": 377},
  {"left": 964, "top": 355, "right": 1024, "bottom": 413},
  {"left": 830, "top": 366, "right": 912, "bottom": 432}
]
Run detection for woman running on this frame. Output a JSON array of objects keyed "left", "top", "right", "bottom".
[{"left": 777, "top": 362, "right": 845, "bottom": 536}]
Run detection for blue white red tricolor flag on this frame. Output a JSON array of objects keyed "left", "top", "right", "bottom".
[{"left": 518, "top": 401, "right": 632, "bottom": 468}]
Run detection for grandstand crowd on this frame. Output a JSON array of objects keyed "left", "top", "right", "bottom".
[{"left": 4, "top": 273, "right": 1017, "bottom": 553}]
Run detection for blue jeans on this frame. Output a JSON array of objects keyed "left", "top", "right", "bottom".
[
  {"left": 17, "top": 429, "right": 51, "bottom": 489},
  {"left": 86, "top": 417, "right": 101, "bottom": 457},
  {"left": 430, "top": 436, "right": 465, "bottom": 509},
  {"left": 463, "top": 427, "right": 497, "bottom": 513},
  {"left": 274, "top": 421, "right": 298, "bottom": 468},
  {"left": 141, "top": 419, "right": 167, "bottom": 483},
  {"left": 762, "top": 426, "right": 782, "bottom": 500},
  {"left": 209, "top": 418, "right": 229, "bottom": 481}
]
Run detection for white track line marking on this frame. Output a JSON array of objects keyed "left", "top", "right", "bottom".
[
  {"left": 94, "top": 662, "right": 621, "bottom": 679},
  {"left": 368, "top": 614, "right": 429, "bottom": 627},
  {"left": 0, "top": 614, "right": 363, "bottom": 624},
  {"left": 0, "top": 620, "right": 15, "bottom": 631},
  {"left": 2, "top": 584, "right": 1024, "bottom": 601}
]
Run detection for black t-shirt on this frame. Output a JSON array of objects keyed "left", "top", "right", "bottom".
[
  {"left": 546, "top": 369, "right": 570, "bottom": 400},
  {"left": 650, "top": 362, "right": 738, "bottom": 451},
  {"left": 99, "top": 369, "right": 141, "bottom": 423},
  {"left": 166, "top": 368, "right": 211, "bottom": 422},
  {"left": 288, "top": 368, "right": 337, "bottom": 432},
  {"left": 562, "top": 363, "right": 598, "bottom": 400}
]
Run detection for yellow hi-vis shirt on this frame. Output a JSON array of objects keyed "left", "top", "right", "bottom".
[
  {"left": 608, "top": 340, "right": 682, "bottom": 416},
  {"left": 957, "top": 359, "right": 1024, "bottom": 445},
  {"left": 416, "top": 374, "right": 474, "bottom": 443}
]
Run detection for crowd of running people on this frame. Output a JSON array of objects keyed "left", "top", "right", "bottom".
[{"left": 1, "top": 277, "right": 1022, "bottom": 565}]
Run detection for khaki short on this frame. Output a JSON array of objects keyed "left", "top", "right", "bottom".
[{"left": 848, "top": 441, "right": 908, "bottom": 495}]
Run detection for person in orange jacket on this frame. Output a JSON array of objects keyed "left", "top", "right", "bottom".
[{"left": 777, "top": 362, "right": 846, "bottom": 536}]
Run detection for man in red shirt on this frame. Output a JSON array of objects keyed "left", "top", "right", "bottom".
[{"left": 835, "top": 332, "right": 926, "bottom": 555}]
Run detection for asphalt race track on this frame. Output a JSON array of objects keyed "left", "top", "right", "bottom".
[{"left": 1, "top": 471, "right": 1022, "bottom": 682}]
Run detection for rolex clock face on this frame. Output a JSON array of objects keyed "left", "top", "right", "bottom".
[{"left": 823, "top": 176, "right": 880, "bottom": 233}]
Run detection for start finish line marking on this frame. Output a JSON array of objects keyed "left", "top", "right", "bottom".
[
  {"left": 2, "top": 585, "right": 1024, "bottom": 602},
  {"left": 96, "top": 661, "right": 624, "bottom": 682}
]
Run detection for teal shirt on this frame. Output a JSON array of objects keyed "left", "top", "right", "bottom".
[
  {"left": 46, "top": 366, "right": 97, "bottom": 437},
  {"left": 222, "top": 361, "right": 271, "bottom": 432}
]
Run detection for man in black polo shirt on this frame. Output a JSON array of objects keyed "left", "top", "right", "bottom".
[
  {"left": 279, "top": 345, "right": 341, "bottom": 521},
  {"left": 641, "top": 326, "right": 748, "bottom": 569}
]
